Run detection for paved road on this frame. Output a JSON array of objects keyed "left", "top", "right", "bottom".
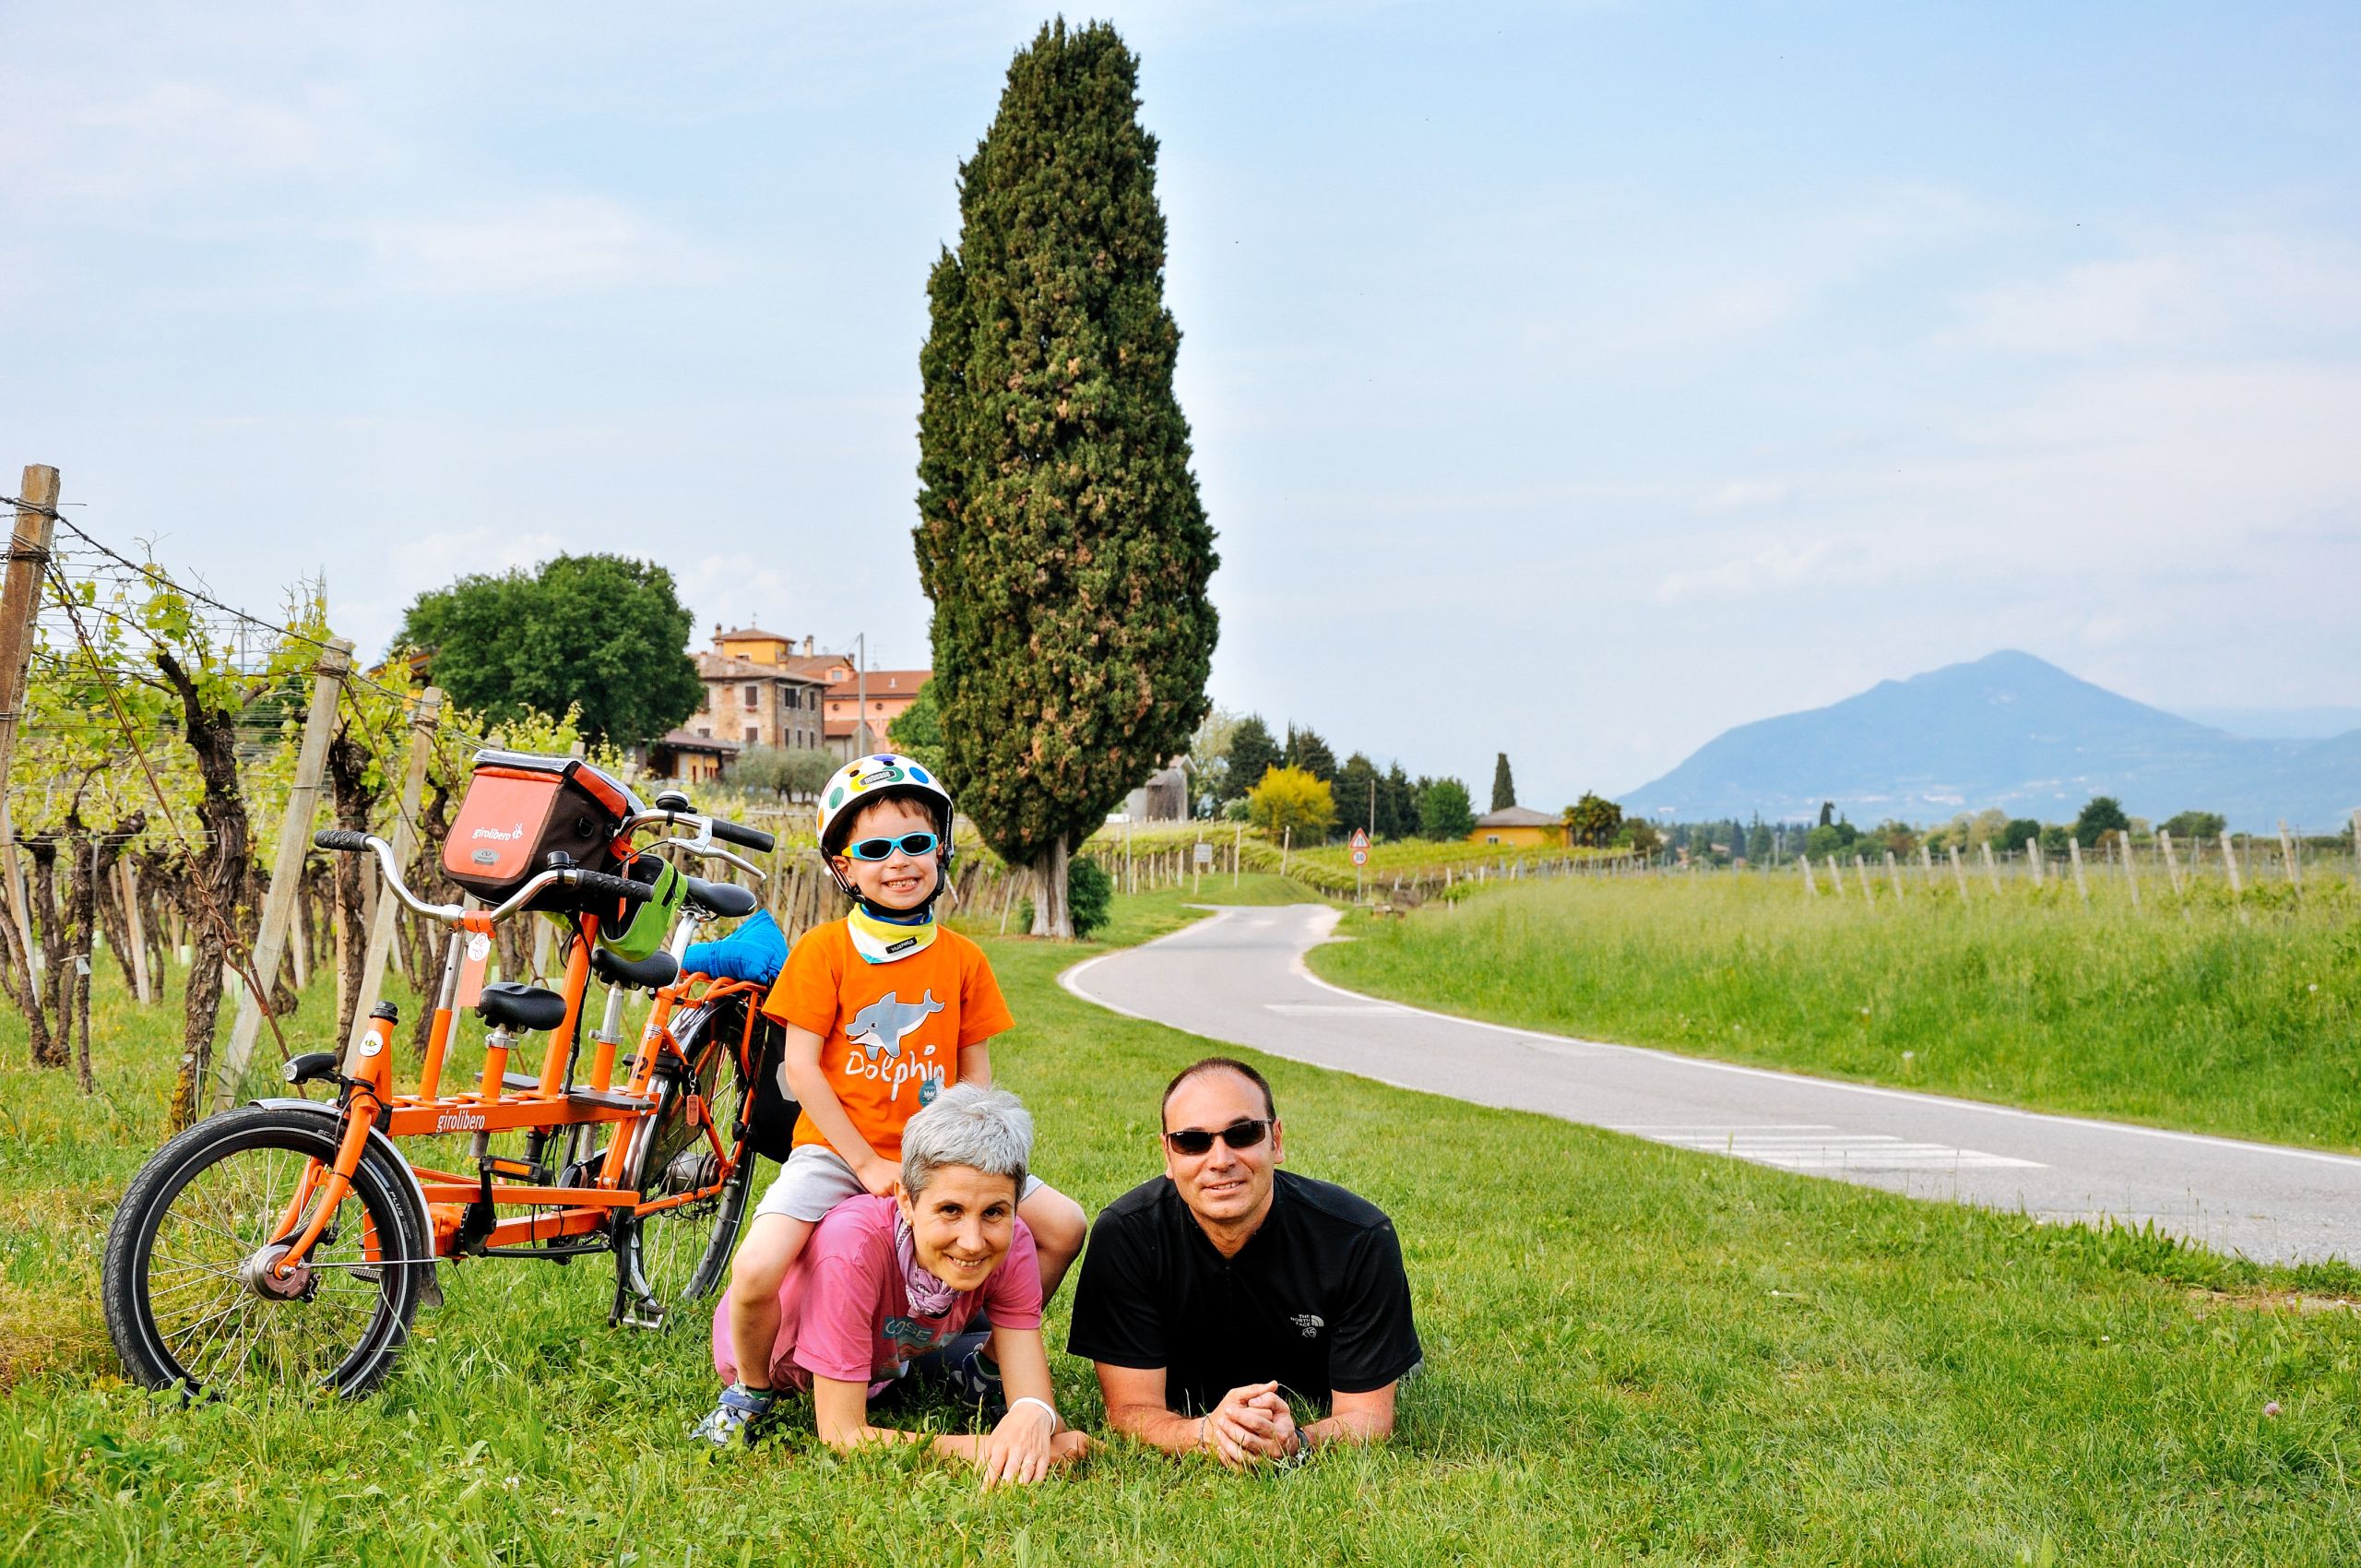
[{"left": 1064, "top": 903, "right": 2361, "bottom": 1267}]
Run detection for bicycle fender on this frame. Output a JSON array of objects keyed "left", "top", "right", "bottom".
[{"left": 248, "top": 1098, "right": 445, "bottom": 1309}]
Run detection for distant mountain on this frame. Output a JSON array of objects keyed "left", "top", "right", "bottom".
[{"left": 1621, "top": 650, "right": 2361, "bottom": 832}]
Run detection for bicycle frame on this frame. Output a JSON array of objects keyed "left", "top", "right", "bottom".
[{"left": 271, "top": 818, "right": 772, "bottom": 1275}]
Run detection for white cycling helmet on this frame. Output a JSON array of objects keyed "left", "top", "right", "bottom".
[{"left": 816, "top": 753, "right": 955, "bottom": 857}]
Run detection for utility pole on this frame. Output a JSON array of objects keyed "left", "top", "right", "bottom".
[{"left": 856, "top": 632, "right": 868, "bottom": 754}]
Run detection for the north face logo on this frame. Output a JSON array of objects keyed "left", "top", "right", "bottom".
[{"left": 1292, "top": 1313, "right": 1323, "bottom": 1338}]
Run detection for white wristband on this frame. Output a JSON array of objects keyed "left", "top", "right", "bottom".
[{"left": 1009, "top": 1396, "right": 1059, "bottom": 1430}]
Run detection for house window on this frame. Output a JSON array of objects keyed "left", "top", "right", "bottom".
[
  {"left": 695, "top": 726, "right": 711, "bottom": 739},
  {"left": 743, "top": 684, "right": 760, "bottom": 708},
  {"left": 744, "top": 726, "right": 758, "bottom": 744}
]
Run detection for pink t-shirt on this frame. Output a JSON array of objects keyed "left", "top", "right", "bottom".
[{"left": 711, "top": 1194, "right": 1042, "bottom": 1394}]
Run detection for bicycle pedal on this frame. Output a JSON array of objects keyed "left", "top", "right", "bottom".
[
  {"left": 618, "top": 1296, "right": 668, "bottom": 1332},
  {"left": 479, "top": 1153, "right": 552, "bottom": 1187}
]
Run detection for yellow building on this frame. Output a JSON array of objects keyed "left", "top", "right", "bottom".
[{"left": 1468, "top": 806, "right": 1566, "bottom": 848}]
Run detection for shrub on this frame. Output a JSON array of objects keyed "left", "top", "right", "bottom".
[{"left": 1069, "top": 855, "right": 1113, "bottom": 939}]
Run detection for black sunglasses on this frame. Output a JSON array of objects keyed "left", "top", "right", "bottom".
[
  {"left": 1162, "top": 1118, "right": 1273, "bottom": 1157},
  {"left": 842, "top": 831, "right": 941, "bottom": 861}
]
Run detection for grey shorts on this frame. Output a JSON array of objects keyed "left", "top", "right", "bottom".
[{"left": 753, "top": 1144, "right": 1045, "bottom": 1224}]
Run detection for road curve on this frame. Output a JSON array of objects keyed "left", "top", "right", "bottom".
[{"left": 1063, "top": 903, "right": 2361, "bottom": 1267}]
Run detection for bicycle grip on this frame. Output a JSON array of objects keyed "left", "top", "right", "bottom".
[
  {"left": 709, "top": 818, "right": 775, "bottom": 853},
  {"left": 574, "top": 870, "right": 653, "bottom": 906},
  {"left": 314, "top": 829, "right": 372, "bottom": 853}
]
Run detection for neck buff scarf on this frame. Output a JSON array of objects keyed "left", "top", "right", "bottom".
[
  {"left": 847, "top": 902, "right": 939, "bottom": 966},
  {"left": 895, "top": 1211, "right": 962, "bottom": 1317}
]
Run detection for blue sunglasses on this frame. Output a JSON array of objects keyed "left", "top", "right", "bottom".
[{"left": 841, "top": 831, "right": 941, "bottom": 862}]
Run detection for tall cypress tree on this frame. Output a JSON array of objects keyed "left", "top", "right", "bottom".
[
  {"left": 915, "top": 20, "right": 1218, "bottom": 935},
  {"left": 1491, "top": 752, "right": 1517, "bottom": 812}
]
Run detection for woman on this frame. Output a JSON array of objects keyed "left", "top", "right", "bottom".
[{"left": 705, "top": 1083, "right": 1091, "bottom": 1483}]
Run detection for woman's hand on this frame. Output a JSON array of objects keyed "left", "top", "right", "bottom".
[
  {"left": 856, "top": 1157, "right": 900, "bottom": 1197},
  {"left": 977, "top": 1399, "right": 1060, "bottom": 1487}
]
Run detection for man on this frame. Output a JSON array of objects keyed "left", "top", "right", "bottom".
[{"left": 1067, "top": 1056, "right": 1421, "bottom": 1466}]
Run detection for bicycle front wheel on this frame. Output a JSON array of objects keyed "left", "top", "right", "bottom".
[
  {"left": 612, "top": 1002, "right": 756, "bottom": 1328},
  {"left": 102, "top": 1106, "right": 427, "bottom": 1399}
]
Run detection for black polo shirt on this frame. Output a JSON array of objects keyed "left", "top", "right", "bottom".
[{"left": 1067, "top": 1170, "right": 1420, "bottom": 1416}]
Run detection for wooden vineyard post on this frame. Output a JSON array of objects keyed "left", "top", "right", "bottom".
[
  {"left": 2119, "top": 833, "right": 2140, "bottom": 909},
  {"left": 1945, "top": 842, "right": 1967, "bottom": 897},
  {"left": 0, "top": 466, "right": 60, "bottom": 982},
  {"left": 1885, "top": 849, "right": 1904, "bottom": 900},
  {"left": 1799, "top": 857, "right": 1818, "bottom": 897},
  {"left": 1855, "top": 854, "right": 1874, "bottom": 904},
  {"left": 1233, "top": 821, "right": 1242, "bottom": 888},
  {"left": 1281, "top": 826, "right": 1291, "bottom": 881},
  {"left": 1919, "top": 842, "right": 1935, "bottom": 886},
  {"left": 343, "top": 687, "right": 441, "bottom": 1073},
  {"left": 119, "top": 858, "right": 153, "bottom": 1004},
  {"left": 2221, "top": 832, "right": 2243, "bottom": 897},
  {"left": 215, "top": 637, "right": 352, "bottom": 1111},
  {"left": 2066, "top": 837, "right": 2089, "bottom": 903},
  {"left": 2158, "top": 829, "right": 2184, "bottom": 896},
  {"left": 1979, "top": 839, "right": 2001, "bottom": 895},
  {"left": 2027, "top": 838, "right": 2045, "bottom": 888},
  {"left": 2277, "top": 822, "right": 2301, "bottom": 892},
  {"left": 1826, "top": 854, "right": 1843, "bottom": 899}
]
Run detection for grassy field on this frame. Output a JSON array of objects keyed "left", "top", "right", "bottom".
[
  {"left": 1311, "top": 872, "right": 2361, "bottom": 1151},
  {"left": 4, "top": 886, "right": 2360, "bottom": 1563}
]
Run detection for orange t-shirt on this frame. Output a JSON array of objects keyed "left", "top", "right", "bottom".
[{"left": 760, "top": 921, "right": 1014, "bottom": 1162}]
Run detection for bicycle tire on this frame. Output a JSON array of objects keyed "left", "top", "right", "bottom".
[
  {"left": 611, "top": 996, "right": 757, "bottom": 1327},
  {"left": 102, "top": 1105, "right": 426, "bottom": 1399}
]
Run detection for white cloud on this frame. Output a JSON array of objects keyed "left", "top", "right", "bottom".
[
  {"left": 357, "top": 196, "right": 732, "bottom": 295},
  {"left": 1653, "top": 539, "right": 1833, "bottom": 604},
  {"left": 1948, "top": 236, "right": 2361, "bottom": 356},
  {"left": 0, "top": 81, "right": 384, "bottom": 207},
  {"left": 1699, "top": 479, "right": 1792, "bottom": 515}
]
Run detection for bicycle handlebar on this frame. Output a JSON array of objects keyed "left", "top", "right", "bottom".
[
  {"left": 311, "top": 830, "right": 647, "bottom": 926},
  {"left": 709, "top": 817, "right": 776, "bottom": 853}
]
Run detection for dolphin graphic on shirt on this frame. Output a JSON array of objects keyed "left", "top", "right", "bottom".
[{"left": 848, "top": 991, "right": 943, "bottom": 1062}]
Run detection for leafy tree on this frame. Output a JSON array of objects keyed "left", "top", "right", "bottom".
[
  {"left": 1068, "top": 854, "right": 1114, "bottom": 939},
  {"left": 1378, "top": 761, "right": 1415, "bottom": 841},
  {"left": 912, "top": 20, "right": 1218, "bottom": 936},
  {"left": 2002, "top": 818, "right": 2044, "bottom": 852},
  {"left": 1818, "top": 801, "right": 1835, "bottom": 828},
  {"left": 2073, "top": 795, "right": 2130, "bottom": 847},
  {"left": 1616, "top": 818, "right": 1663, "bottom": 855},
  {"left": 1563, "top": 791, "right": 1622, "bottom": 848},
  {"left": 1284, "top": 724, "right": 1335, "bottom": 783},
  {"left": 2039, "top": 824, "right": 2071, "bottom": 857},
  {"left": 2161, "top": 809, "right": 2226, "bottom": 841},
  {"left": 1333, "top": 752, "right": 1380, "bottom": 842},
  {"left": 1418, "top": 777, "right": 1476, "bottom": 840},
  {"left": 1747, "top": 818, "right": 1774, "bottom": 863},
  {"left": 884, "top": 679, "right": 946, "bottom": 778},
  {"left": 1224, "top": 715, "right": 1280, "bottom": 802},
  {"left": 1186, "top": 707, "right": 1240, "bottom": 807},
  {"left": 1490, "top": 753, "right": 1517, "bottom": 812},
  {"left": 397, "top": 554, "right": 702, "bottom": 747},
  {"left": 1804, "top": 819, "right": 1859, "bottom": 859},
  {"left": 732, "top": 744, "right": 837, "bottom": 799},
  {"left": 1247, "top": 765, "right": 1335, "bottom": 840}
]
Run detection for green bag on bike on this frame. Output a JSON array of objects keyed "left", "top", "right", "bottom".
[{"left": 596, "top": 853, "right": 685, "bottom": 962}]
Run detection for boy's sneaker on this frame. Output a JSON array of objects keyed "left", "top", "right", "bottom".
[
  {"left": 935, "top": 1329, "right": 1005, "bottom": 1419},
  {"left": 690, "top": 1384, "right": 779, "bottom": 1449}
]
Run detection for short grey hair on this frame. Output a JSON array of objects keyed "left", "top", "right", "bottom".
[{"left": 901, "top": 1083, "right": 1032, "bottom": 1200}]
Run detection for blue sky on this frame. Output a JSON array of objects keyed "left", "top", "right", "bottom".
[{"left": 5, "top": 2, "right": 2358, "bottom": 802}]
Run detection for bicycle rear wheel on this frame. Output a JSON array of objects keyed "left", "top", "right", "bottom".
[
  {"left": 102, "top": 1106, "right": 426, "bottom": 1398},
  {"left": 611, "top": 998, "right": 756, "bottom": 1328}
]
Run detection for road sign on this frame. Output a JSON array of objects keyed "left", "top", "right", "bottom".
[
  {"left": 1193, "top": 841, "right": 1214, "bottom": 866},
  {"left": 1349, "top": 827, "right": 1369, "bottom": 867}
]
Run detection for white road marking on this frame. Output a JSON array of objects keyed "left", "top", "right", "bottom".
[{"left": 1629, "top": 1123, "right": 2044, "bottom": 1171}]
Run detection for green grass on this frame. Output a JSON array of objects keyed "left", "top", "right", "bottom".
[
  {"left": 4, "top": 897, "right": 2360, "bottom": 1563},
  {"left": 1311, "top": 872, "right": 2361, "bottom": 1151}
]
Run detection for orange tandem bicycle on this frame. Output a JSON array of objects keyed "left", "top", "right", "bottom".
[{"left": 101, "top": 749, "right": 792, "bottom": 1398}]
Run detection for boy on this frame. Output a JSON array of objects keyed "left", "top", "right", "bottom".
[{"left": 694, "top": 753, "right": 1087, "bottom": 1447}]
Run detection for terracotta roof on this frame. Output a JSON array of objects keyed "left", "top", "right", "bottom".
[
  {"left": 825, "top": 669, "right": 931, "bottom": 699},
  {"left": 716, "top": 626, "right": 793, "bottom": 642},
  {"left": 1474, "top": 806, "right": 1561, "bottom": 829},
  {"left": 654, "top": 729, "right": 742, "bottom": 755},
  {"left": 695, "top": 650, "right": 829, "bottom": 683}
]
